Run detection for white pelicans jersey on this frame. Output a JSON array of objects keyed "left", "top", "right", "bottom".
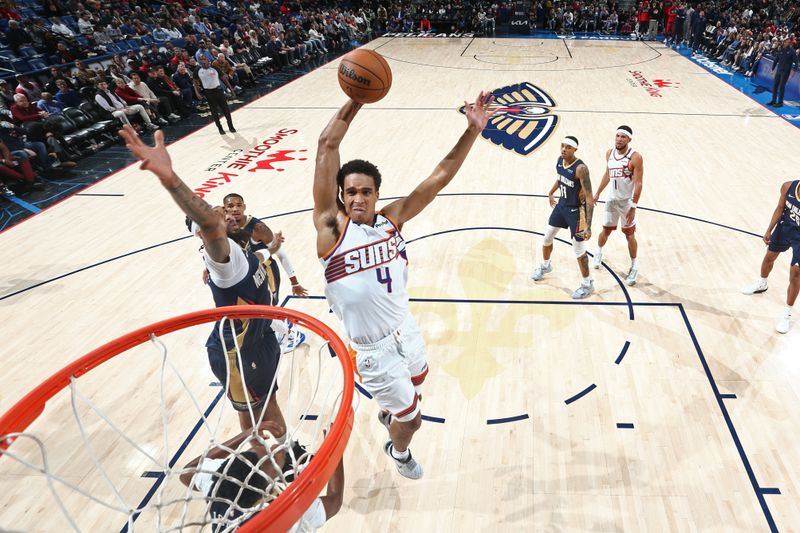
[
  {"left": 606, "top": 147, "right": 637, "bottom": 201},
  {"left": 321, "top": 213, "right": 409, "bottom": 344}
]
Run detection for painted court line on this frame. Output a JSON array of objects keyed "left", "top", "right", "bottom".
[{"left": 564, "top": 384, "right": 597, "bottom": 405}]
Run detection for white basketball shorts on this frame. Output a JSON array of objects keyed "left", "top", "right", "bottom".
[
  {"left": 349, "top": 312, "right": 429, "bottom": 422},
  {"left": 603, "top": 198, "right": 637, "bottom": 234}
]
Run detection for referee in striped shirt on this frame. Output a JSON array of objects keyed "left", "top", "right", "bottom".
[{"left": 193, "top": 55, "right": 236, "bottom": 135}]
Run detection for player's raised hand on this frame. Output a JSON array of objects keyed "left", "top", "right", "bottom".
[
  {"left": 119, "top": 125, "right": 176, "bottom": 186},
  {"left": 292, "top": 283, "right": 309, "bottom": 297},
  {"left": 463, "top": 90, "right": 497, "bottom": 132}
]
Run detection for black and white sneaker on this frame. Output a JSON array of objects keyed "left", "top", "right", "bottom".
[{"left": 383, "top": 440, "right": 423, "bottom": 480}]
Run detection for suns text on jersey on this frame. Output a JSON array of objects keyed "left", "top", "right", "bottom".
[{"left": 343, "top": 235, "right": 406, "bottom": 274}]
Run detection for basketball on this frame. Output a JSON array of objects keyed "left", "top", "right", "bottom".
[{"left": 337, "top": 49, "right": 392, "bottom": 104}]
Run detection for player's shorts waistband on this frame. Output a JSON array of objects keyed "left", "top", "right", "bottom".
[{"left": 349, "top": 313, "right": 413, "bottom": 353}]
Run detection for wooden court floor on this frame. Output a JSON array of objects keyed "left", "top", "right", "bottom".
[{"left": 1, "top": 37, "right": 799, "bottom": 531}]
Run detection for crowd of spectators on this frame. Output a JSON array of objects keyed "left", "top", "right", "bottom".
[
  {"left": 1, "top": 0, "right": 798, "bottom": 200},
  {"left": 0, "top": 0, "right": 375, "bottom": 200}
]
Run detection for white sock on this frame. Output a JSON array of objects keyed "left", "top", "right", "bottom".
[
  {"left": 543, "top": 259, "right": 551, "bottom": 268},
  {"left": 631, "top": 258, "right": 638, "bottom": 268},
  {"left": 582, "top": 276, "right": 592, "bottom": 286},
  {"left": 785, "top": 305, "right": 793, "bottom": 318},
  {"left": 597, "top": 246, "right": 603, "bottom": 255},
  {"left": 390, "top": 444, "right": 410, "bottom": 461},
  {"left": 760, "top": 277, "right": 768, "bottom": 285}
]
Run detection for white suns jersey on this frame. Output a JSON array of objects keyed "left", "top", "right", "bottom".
[
  {"left": 606, "top": 147, "right": 637, "bottom": 201},
  {"left": 321, "top": 213, "right": 409, "bottom": 344}
]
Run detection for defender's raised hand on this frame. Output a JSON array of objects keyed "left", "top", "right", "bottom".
[
  {"left": 463, "top": 91, "right": 497, "bottom": 132},
  {"left": 119, "top": 125, "right": 176, "bottom": 186}
]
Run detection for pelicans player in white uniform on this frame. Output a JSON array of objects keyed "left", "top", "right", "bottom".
[
  {"left": 592, "top": 125, "right": 644, "bottom": 285},
  {"left": 313, "top": 93, "right": 496, "bottom": 479}
]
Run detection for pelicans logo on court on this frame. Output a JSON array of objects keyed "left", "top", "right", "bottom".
[{"left": 458, "top": 82, "right": 558, "bottom": 156}]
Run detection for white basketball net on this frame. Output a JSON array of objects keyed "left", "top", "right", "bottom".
[{"left": 0, "top": 315, "right": 354, "bottom": 532}]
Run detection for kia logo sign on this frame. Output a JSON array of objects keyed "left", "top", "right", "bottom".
[{"left": 511, "top": 20, "right": 528, "bottom": 25}]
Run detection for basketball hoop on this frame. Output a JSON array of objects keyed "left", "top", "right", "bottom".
[{"left": 0, "top": 305, "right": 354, "bottom": 533}]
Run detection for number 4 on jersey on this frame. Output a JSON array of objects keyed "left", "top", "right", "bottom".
[{"left": 376, "top": 267, "right": 393, "bottom": 293}]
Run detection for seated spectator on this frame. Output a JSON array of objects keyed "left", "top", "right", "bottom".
[
  {"left": 171, "top": 62, "right": 196, "bottom": 110},
  {"left": 36, "top": 93, "right": 64, "bottom": 115},
  {"left": 6, "top": 20, "right": 32, "bottom": 52},
  {"left": 55, "top": 41, "right": 82, "bottom": 63},
  {"left": 145, "top": 69, "right": 183, "bottom": 119},
  {"left": 50, "top": 16, "right": 76, "bottom": 38},
  {"left": 45, "top": 67, "right": 74, "bottom": 94},
  {"left": 211, "top": 53, "right": 239, "bottom": 95},
  {"left": 54, "top": 79, "right": 83, "bottom": 108},
  {"left": 0, "top": 140, "right": 44, "bottom": 192},
  {"left": 0, "top": 122, "right": 67, "bottom": 172},
  {"left": 114, "top": 78, "right": 168, "bottom": 125},
  {"left": 78, "top": 12, "right": 95, "bottom": 34},
  {"left": 11, "top": 94, "right": 49, "bottom": 123},
  {"left": 94, "top": 80, "right": 158, "bottom": 130},
  {"left": 15, "top": 75, "right": 43, "bottom": 103},
  {"left": 42, "top": 0, "right": 63, "bottom": 18},
  {"left": 73, "top": 61, "right": 98, "bottom": 88},
  {"left": 195, "top": 41, "right": 215, "bottom": 63}
]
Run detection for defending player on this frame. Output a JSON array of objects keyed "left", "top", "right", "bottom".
[
  {"left": 222, "top": 192, "right": 308, "bottom": 351},
  {"left": 592, "top": 125, "right": 644, "bottom": 286},
  {"left": 741, "top": 180, "right": 800, "bottom": 333},
  {"left": 120, "top": 125, "right": 284, "bottom": 434},
  {"left": 531, "top": 136, "right": 595, "bottom": 298},
  {"left": 312, "top": 93, "right": 496, "bottom": 479}
]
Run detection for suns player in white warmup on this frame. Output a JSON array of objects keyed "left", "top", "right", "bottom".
[
  {"left": 313, "top": 93, "right": 495, "bottom": 479},
  {"left": 592, "top": 125, "right": 644, "bottom": 285}
]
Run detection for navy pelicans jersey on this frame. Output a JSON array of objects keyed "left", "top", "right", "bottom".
[
  {"left": 242, "top": 215, "right": 266, "bottom": 253},
  {"left": 606, "top": 147, "right": 636, "bottom": 201},
  {"left": 240, "top": 215, "right": 280, "bottom": 302},
  {"left": 780, "top": 180, "right": 800, "bottom": 239},
  {"left": 557, "top": 156, "right": 585, "bottom": 207},
  {"left": 321, "top": 213, "right": 409, "bottom": 344},
  {"left": 205, "top": 248, "right": 272, "bottom": 353}
]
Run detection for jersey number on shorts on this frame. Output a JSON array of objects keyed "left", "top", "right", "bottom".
[{"left": 376, "top": 267, "right": 393, "bottom": 293}]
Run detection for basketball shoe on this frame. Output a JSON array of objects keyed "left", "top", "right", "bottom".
[
  {"left": 281, "top": 330, "right": 306, "bottom": 353},
  {"left": 776, "top": 315, "right": 792, "bottom": 334},
  {"left": 741, "top": 280, "right": 768, "bottom": 295},
  {"left": 592, "top": 251, "right": 603, "bottom": 269},
  {"left": 626, "top": 266, "right": 638, "bottom": 286},
  {"left": 571, "top": 280, "right": 594, "bottom": 299},
  {"left": 531, "top": 262, "right": 553, "bottom": 281},
  {"left": 383, "top": 440, "right": 423, "bottom": 480}
]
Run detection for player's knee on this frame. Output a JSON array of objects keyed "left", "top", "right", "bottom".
[
  {"left": 572, "top": 239, "right": 588, "bottom": 258},
  {"left": 395, "top": 410, "right": 422, "bottom": 431},
  {"left": 790, "top": 264, "right": 800, "bottom": 278},
  {"left": 543, "top": 225, "right": 558, "bottom": 246},
  {"left": 623, "top": 226, "right": 637, "bottom": 237}
]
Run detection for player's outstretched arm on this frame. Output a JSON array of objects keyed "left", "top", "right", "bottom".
[
  {"left": 593, "top": 149, "right": 611, "bottom": 202},
  {"left": 314, "top": 100, "right": 362, "bottom": 238},
  {"left": 764, "top": 181, "right": 791, "bottom": 244},
  {"left": 383, "top": 91, "right": 496, "bottom": 227},
  {"left": 119, "top": 126, "right": 229, "bottom": 262}
]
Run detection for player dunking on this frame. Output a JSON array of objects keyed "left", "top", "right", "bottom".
[
  {"left": 741, "top": 179, "right": 800, "bottom": 333},
  {"left": 592, "top": 125, "right": 644, "bottom": 285},
  {"left": 312, "top": 93, "right": 495, "bottom": 479},
  {"left": 120, "top": 126, "right": 285, "bottom": 434},
  {"left": 530, "top": 136, "right": 595, "bottom": 298}
]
